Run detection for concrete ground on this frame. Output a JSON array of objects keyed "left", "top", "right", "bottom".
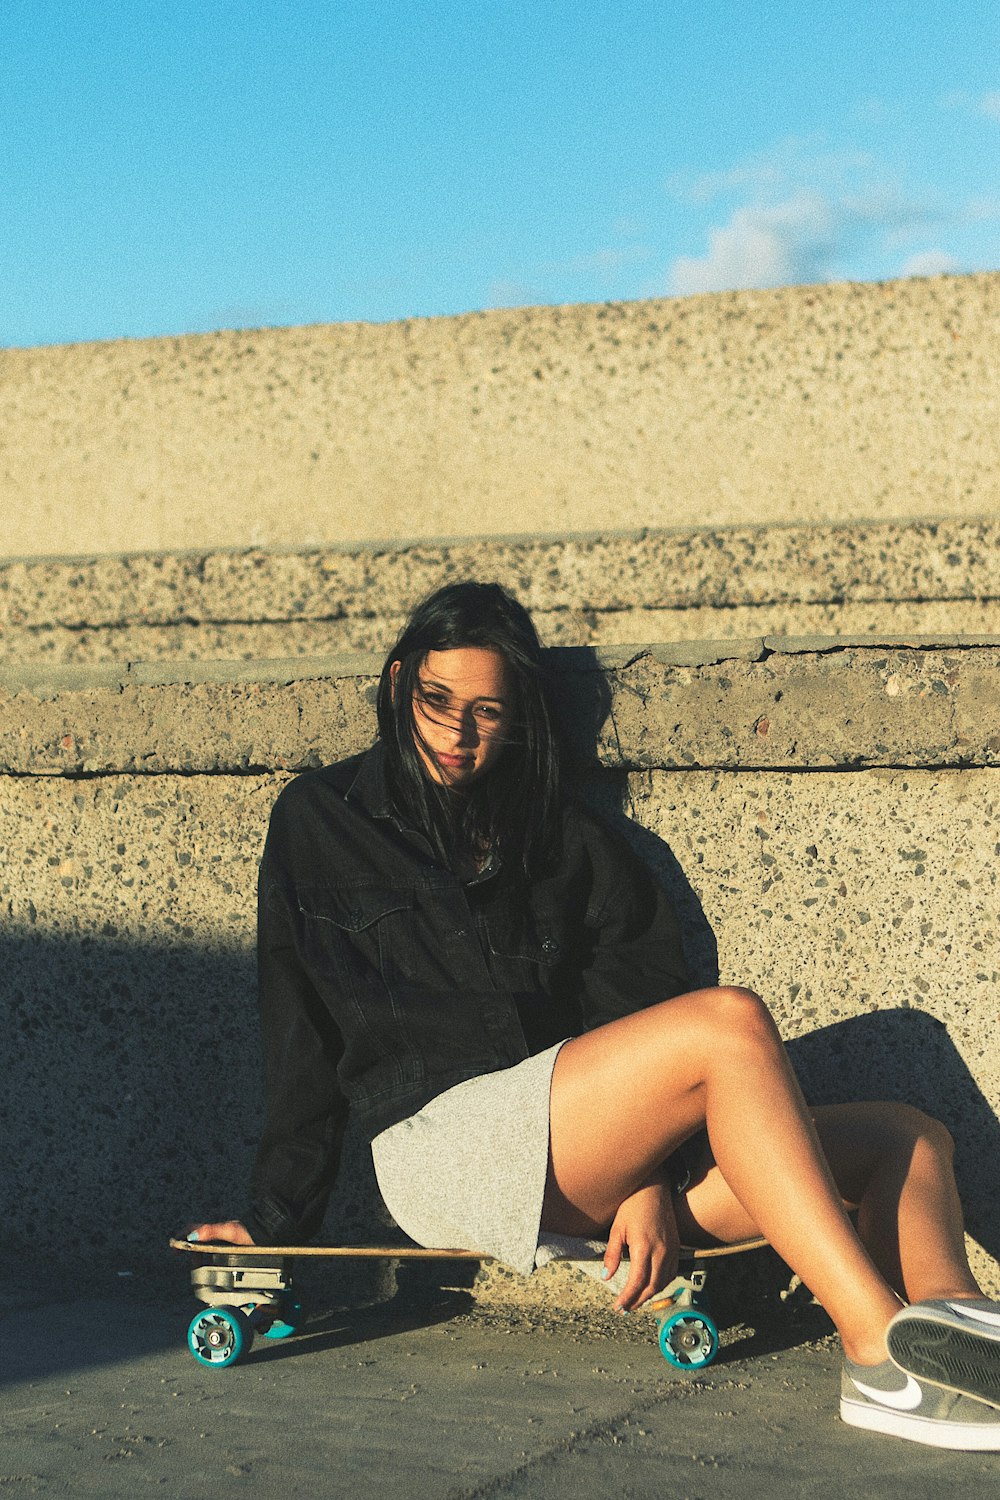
[{"left": 4, "top": 1254, "right": 1000, "bottom": 1500}]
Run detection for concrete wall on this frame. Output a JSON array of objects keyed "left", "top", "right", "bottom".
[
  {"left": 3, "top": 517, "right": 999, "bottom": 664},
  {"left": 4, "top": 640, "right": 999, "bottom": 1297},
  {"left": 3, "top": 272, "right": 999, "bottom": 557}
]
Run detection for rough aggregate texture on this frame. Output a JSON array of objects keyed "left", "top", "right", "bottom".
[
  {"left": 2, "top": 641, "right": 998, "bottom": 1293},
  {"left": 3, "top": 757, "right": 999, "bottom": 1289},
  {"left": 2, "top": 642, "right": 1000, "bottom": 775},
  {"left": 2, "top": 273, "right": 1000, "bottom": 555},
  {"left": 6, "top": 597, "right": 1000, "bottom": 664},
  {"left": 2, "top": 517, "right": 999, "bottom": 666}
]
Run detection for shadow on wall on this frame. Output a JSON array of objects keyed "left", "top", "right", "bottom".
[
  {"left": 5, "top": 768, "right": 999, "bottom": 1284},
  {"left": 5, "top": 928, "right": 416, "bottom": 1267},
  {"left": 2, "top": 934, "right": 456, "bottom": 1388},
  {"left": 551, "top": 645, "right": 722, "bottom": 983},
  {"left": 4, "top": 932, "right": 262, "bottom": 1259},
  {"left": 588, "top": 779, "right": 721, "bottom": 987}
]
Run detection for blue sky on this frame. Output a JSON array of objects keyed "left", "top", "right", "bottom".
[{"left": 3, "top": 1, "right": 999, "bottom": 347}]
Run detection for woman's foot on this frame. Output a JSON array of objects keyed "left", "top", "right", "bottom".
[
  {"left": 841, "top": 1356, "right": 1000, "bottom": 1448},
  {"left": 887, "top": 1298, "right": 1000, "bottom": 1408}
]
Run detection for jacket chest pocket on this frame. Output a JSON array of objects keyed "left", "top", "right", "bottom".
[
  {"left": 486, "top": 904, "right": 568, "bottom": 984},
  {"left": 298, "top": 886, "right": 415, "bottom": 988}
]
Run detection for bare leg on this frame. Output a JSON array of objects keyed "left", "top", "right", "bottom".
[
  {"left": 543, "top": 987, "right": 905, "bottom": 1365},
  {"left": 671, "top": 1103, "right": 981, "bottom": 1299},
  {"left": 792, "top": 1102, "right": 980, "bottom": 1303}
]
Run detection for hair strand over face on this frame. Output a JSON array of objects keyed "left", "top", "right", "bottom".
[{"left": 375, "top": 582, "right": 561, "bottom": 875}]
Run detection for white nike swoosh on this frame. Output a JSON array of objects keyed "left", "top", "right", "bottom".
[
  {"left": 851, "top": 1374, "right": 923, "bottom": 1411},
  {"left": 946, "top": 1302, "right": 1000, "bottom": 1328}
]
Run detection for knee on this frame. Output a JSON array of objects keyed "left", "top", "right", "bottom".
[
  {"left": 882, "top": 1102, "right": 955, "bottom": 1159},
  {"left": 701, "top": 985, "right": 779, "bottom": 1047},
  {"left": 913, "top": 1107, "right": 956, "bottom": 1158}
]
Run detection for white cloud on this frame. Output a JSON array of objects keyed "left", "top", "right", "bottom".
[
  {"left": 939, "top": 88, "right": 1000, "bottom": 120},
  {"left": 670, "top": 191, "right": 841, "bottom": 294},
  {"left": 668, "top": 160, "right": 784, "bottom": 205},
  {"left": 668, "top": 138, "right": 874, "bottom": 207},
  {"left": 854, "top": 98, "right": 893, "bottom": 125},
  {"left": 964, "top": 195, "right": 1000, "bottom": 221},
  {"left": 845, "top": 182, "right": 939, "bottom": 231},
  {"left": 666, "top": 135, "right": 952, "bottom": 295},
  {"left": 486, "top": 279, "right": 534, "bottom": 308},
  {"left": 558, "top": 245, "right": 650, "bottom": 275},
  {"left": 899, "top": 250, "right": 960, "bottom": 277}
]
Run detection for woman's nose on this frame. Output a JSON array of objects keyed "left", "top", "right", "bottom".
[{"left": 453, "top": 707, "right": 479, "bottom": 746}]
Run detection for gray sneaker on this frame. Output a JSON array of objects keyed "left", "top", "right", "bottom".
[
  {"left": 887, "top": 1298, "right": 1000, "bottom": 1407},
  {"left": 841, "top": 1357, "right": 1000, "bottom": 1448}
]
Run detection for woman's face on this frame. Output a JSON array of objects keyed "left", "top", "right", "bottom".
[{"left": 391, "top": 646, "right": 512, "bottom": 786}]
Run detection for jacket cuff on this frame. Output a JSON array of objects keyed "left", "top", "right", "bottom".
[{"left": 244, "top": 1192, "right": 313, "bottom": 1247}]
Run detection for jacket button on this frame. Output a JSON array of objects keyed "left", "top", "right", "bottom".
[{"left": 541, "top": 938, "right": 559, "bottom": 956}]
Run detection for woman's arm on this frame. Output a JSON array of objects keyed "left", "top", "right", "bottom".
[
  {"left": 244, "top": 851, "right": 349, "bottom": 1245},
  {"left": 578, "top": 814, "right": 691, "bottom": 1030}
]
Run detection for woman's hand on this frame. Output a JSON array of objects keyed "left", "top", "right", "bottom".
[
  {"left": 603, "top": 1174, "right": 680, "bottom": 1312},
  {"left": 182, "top": 1219, "right": 255, "bottom": 1246}
]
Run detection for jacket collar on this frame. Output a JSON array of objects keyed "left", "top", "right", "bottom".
[
  {"left": 345, "top": 741, "right": 501, "bottom": 883},
  {"left": 344, "top": 741, "right": 395, "bottom": 821}
]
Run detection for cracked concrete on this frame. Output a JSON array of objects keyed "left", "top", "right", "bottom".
[
  {"left": 2, "top": 640, "right": 999, "bottom": 775},
  {"left": 2, "top": 517, "right": 999, "bottom": 663}
]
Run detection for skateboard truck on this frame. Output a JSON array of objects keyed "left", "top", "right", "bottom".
[{"left": 184, "top": 1252, "right": 301, "bottom": 1367}]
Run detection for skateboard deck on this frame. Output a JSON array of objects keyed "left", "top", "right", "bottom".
[{"left": 170, "top": 1234, "right": 767, "bottom": 1370}]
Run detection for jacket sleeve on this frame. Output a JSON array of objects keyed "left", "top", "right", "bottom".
[
  {"left": 245, "top": 841, "right": 349, "bottom": 1245},
  {"left": 577, "top": 817, "right": 692, "bottom": 1031}
]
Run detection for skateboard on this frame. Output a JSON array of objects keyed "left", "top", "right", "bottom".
[{"left": 170, "top": 1234, "right": 766, "bottom": 1371}]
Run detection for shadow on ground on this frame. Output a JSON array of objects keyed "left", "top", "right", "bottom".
[{"left": 0, "top": 1249, "right": 474, "bottom": 1387}]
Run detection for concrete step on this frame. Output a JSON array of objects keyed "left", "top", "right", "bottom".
[
  {"left": 4, "top": 274, "right": 1000, "bottom": 557},
  {"left": 2, "top": 516, "right": 998, "bottom": 662}
]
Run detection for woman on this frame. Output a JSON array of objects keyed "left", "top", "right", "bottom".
[{"left": 190, "top": 581, "right": 1000, "bottom": 1449}]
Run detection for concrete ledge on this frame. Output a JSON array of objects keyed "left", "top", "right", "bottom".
[
  {"left": 2, "top": 639, "right": 999, "bottom": 774},
  {"left": 4, "top": 518, "right": 998, "bottom": 663},
  {"left": 3, "top": 519, "right": 1000, "bottom": 624}
]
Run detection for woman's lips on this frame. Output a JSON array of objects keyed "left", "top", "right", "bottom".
[{"left": 436, "top": 752, "right": 474, "bottom": 769}]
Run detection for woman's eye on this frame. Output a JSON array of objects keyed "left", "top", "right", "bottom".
[
  {"left": 422, "top": 691, "right": 449, "bottom": 708},
  {"left": 476, "top": 705, "right": 502, "bottom": 722}
]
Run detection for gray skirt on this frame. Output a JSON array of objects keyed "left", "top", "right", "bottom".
[{"left": 370, "top": 1040, "right": 566, "bottom": 1276}]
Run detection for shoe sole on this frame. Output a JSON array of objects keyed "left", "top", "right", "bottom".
[
  {"left": 840, "top": 1396, "right": 1000, "bottom": 1450},
  {"left": 888, "top": 1311, "right": 1000, "bottom": 1407}
]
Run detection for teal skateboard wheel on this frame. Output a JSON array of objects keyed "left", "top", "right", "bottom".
[
  {"left": 187, "top": 1306, "right": 254, "bottom": 1367},
  {"left": 657, "top": 1306, "right": 719, "bottom": 1369}
]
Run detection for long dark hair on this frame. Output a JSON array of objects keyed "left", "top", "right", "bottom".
[{"left": 376, "top": 582, "right": 561, "bottom": 875}]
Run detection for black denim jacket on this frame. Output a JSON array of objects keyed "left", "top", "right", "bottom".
[{"left": 246, "top": 744, "right": 690, "bottom": 1244}]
